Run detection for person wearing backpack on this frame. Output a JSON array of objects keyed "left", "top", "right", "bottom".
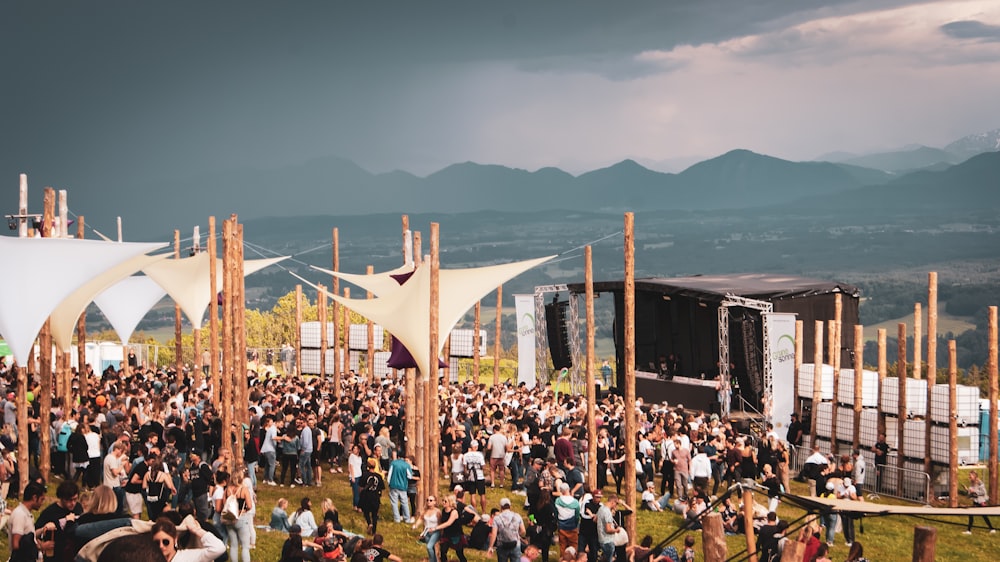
[{"left": 143, "top": 458, "right": 176, "bottom": 520}]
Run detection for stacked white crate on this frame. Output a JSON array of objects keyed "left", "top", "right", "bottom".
[
  {"left": 815, "top": 401, "right": 834, "bottom": 439},
  {"left": 798, "top": 363, "right": 835, "bottom": 400},
  {"left": 929, "top": 384, "right": 980, "bottom": 426},
  {"left": 348, "top": 324, "right": 385, "bottom": 350},
  {"left": 835, "top": 405, "right": 856, "bottom": 443},
  {"left": 299, "top": 349, "right": 342, "bottom": 375},
  {"left": 836, "top": 368, "right": 880, "bottom": 408},
  {"left": 902, "top": 420, "right": 926, "bottom": 459},
  {"left": 883, "top": 417, "right": 900, "bottom": 450},
  {"left": 300, "top": 321, "right": 336, "bottom": 349},
  {"left": 858, "top": 409, "right": 881, "bottom": 448},
  {"left": 880, "top": 377, "right": 928, "bottom": 418},
  {"left": 929, "top": 424, "right": 980, "bottom": 465}
]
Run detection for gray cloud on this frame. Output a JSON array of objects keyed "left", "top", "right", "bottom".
[{"left": 941, "top": 20, "right": 1000, "bottom": 41}]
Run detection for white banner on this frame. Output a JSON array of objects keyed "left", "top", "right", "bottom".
[
  {"left": 765, "top": 312, "right": 797, "bottom": 437},
  {"left": 514, "top": 294, "right": 537, "bottom": 388}
]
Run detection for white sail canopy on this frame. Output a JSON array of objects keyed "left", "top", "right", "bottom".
[
  {"left": 49, "top": 253, "right": 170, "bottom": 352},
  {"left": 142, "top": 254, "right": 287, "bottom": 329},
  {"left": 0, "top": 236, "right": 166, "bottom": 366},
  {"left": 311, "top": 263, "right": 415, "bottom": 297},
  {"left": 326, "top": 255, "right": 553, "bottom": 378},
  {"left": 93, "top": 276, "right": 169, "bottom": 346}
]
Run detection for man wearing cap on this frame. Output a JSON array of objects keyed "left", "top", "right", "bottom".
[
  {"left": 488, "top": 498, "right": 525, "bottom": 562},
  {"left": 836, "top": 476, "right": 860, "bottom": 547}
]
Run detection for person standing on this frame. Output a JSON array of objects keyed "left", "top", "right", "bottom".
[
  {"left": 872, "top": 434, "right": 889, "bottom": 495},
  {"left": 786, "top": 413, "right": 804, "bottom": 447},
  {"left": 359, "top": 458, "right": 386, "bottom": 535},
  {"left": 103, "top": 440, "right": 130, "bottom": 515},
  {"left": 387, "top": 452, "right": 414, "bottom": 524},
  {"left": 851, "top": 450, "right": 867, "bottom": 497},
  {"left": 298, "top": 415, "right": 315, "bottom": 487},
  {"left": 35, "top": 480, "right": 83, "bottom": 562},
  {"left": 596, "top": 494, "right": 621, "bottom": 562},
  {"left": 488, "top": 425, "right": 509, "bottom": 488},
  {"left": 836, "top": 477, "right": 861, "bottom": 547},
  {"left": 436, "top": 494, "right": 469, "bottom": 562},
  {"left": 8, "top": 482, "right": 50, "bottom": 562},
  {"left": 963, "top": 470, "right": 996, "bottom": 535},
  {"left": 414, "top": 494, "right": 442, "bottom": 562},
  {"left": 489, "top": 497, "right": 526, "bottom": 562},
  {"left": 553, "top": 483, "right": 580, "bottom": 558}
]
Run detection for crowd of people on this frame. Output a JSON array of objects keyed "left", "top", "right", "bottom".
[{"left": 0, "top": 355, "right": 891, "bottom": 562}]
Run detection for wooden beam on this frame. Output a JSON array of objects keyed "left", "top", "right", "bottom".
[
  {"left": 988, "top": 306, "right": 998, "bottom": 504},
  {"left": 897, "top": 323, "right": 907, "bottom": 495},
  {"left": 948, "top": 340, "right": 958, "bottom": 508},
  {"left": 810, "top": 321, "right": 823, "bottom": 440},
  {"left": 585, "top": 245, "right": 597, "bottom": 490},
  {"left": 494, "top": 285, "right": 502, "bottom": 386},
  {"left": 623, "top": 212, "right": 637, "bottom": 540},
  {"left": 174, "top": 230, "right": 183, "bottom": 376},
  {"left": 39, "top": 187, "right": 55, "bottom": 483},
  {"left": 76, "top": 216, "right": 87, "bottom": 404},
  {"left": 208, "top": 217, "right": 219, "bottom": 406}
]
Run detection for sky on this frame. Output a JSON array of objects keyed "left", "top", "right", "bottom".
[{"left": 2, "top": 0, "right": 999, "bottom": 186}]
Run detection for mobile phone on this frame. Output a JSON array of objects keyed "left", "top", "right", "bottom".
[{"left": 42, "top": 529, "right": 54, "bottom": 542}]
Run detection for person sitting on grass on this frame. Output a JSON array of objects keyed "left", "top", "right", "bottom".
[{"left": 271, "top": 498, "right": 291, "bottom": 532}]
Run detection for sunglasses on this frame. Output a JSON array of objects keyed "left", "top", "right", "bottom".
[
  {"left": 427, "top": 498, "right": 436, "bottom": 502},
  {"left": 158, "top": 538, "right": 173, "bottom": 547}
]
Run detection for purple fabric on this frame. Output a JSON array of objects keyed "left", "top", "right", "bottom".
[{"left": 384, "top": 270, "right": 448, "bottom": 370}]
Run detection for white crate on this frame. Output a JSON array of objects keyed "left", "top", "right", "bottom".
[
  {"left": 902, "top": 420, "right": 927, "bottom": 459},
  {"left": 449, "top": 329, "right": 487, "bottom": 358},
  {"left": 300, "top": 321, "right": 337, "bottom": 349},
  {"left": 372, "top": 351, "right": 393, "bottom": 379},
  {"left": 859, "top": 409, "right": 881, "bottom": 448},
  {"left": 930, "top": 424, "right": 980, "bottom": 465},
  {"left": 798, "top": 363, "right": 834, "bottom": 400},
  {"left": 299, "top": 349, "right": 342, "bottom": 375},
  {"left": 348, "top": 323, "right": 385, "bottom": 351},
  {"left": 837, "top": 368, "right": 880, "bottom": 408},
  {"left": 930, "top": 384, "right": 981, "bottom": 426},
  {"left": 884, "top": 416, "right": 900, "bottom": 450},
  {"left": 835, "top": 405, "right": 856, "bottom": 442},
  {"left": 815, "top": 401, "right": 833, "bottom": 439},
  {"left": 880, "top": 378, "right": 927, "bottom": 418}
]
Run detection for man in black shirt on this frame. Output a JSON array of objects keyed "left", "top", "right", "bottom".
[
  {"left": 786, "top": 414, "right": 804, "bottom": 447},
  {"left": 35, "top": 480, "right": 83, "bottom": 562},
  {"left": 873, "top": 433, "right": 889, "bottom": 493}
]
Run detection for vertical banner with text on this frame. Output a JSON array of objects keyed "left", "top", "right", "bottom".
[
  {"left": 514, "top": 294, "right": 537, "bottom": 387},
  {"left": 765, "top": 312, "right": 797, "bottom": 435}
]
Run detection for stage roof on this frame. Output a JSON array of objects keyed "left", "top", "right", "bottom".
[{"left": 570, "top": 273, "right": 860, "bottom": 304}]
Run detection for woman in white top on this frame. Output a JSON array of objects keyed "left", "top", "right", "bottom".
[
  {"left": 328, "top": 418, "right": 344, "bottom": 473},
  {"left": 152, "top": 516, "right": 226, "bottom": 562},
  {"left": 289, "top": 496, "right": 318, "bottom": 537},
  {"left": 224, "top": 479, "right": 255, "bottom": 562},
  {"left": 449, "top": 443, "right": 466, "bottom": 489},
  {"left": 348, "top": 444, "right": 363, "bottom": 511},
  {"left": 211, "top": 471, "right": 229, "bottom": 533},
  {"left": 413, "top": 494, "right": 442, "bottom": 562}
]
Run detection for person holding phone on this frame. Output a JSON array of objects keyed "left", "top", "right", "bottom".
[{"left": 35, "top": 480, "right": 83, "bottom": 562}]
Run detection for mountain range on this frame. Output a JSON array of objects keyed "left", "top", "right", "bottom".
[{"left": 54, "top": 128, "right": 1000, "bottom": 240}]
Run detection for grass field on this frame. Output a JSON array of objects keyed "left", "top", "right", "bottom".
[
  {"left": 863, "top": 303, "right": 976, "bottom": 342},
  {"left": 5, "top": 465, "right": 996, "bottom": 561}
]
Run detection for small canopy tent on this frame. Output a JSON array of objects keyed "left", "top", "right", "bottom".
[
  {"left": 325, "top": 256, "right": 554, "bottom": 379},
  {"left": 311, "top": 263, "right": 415, "bottom": 298},
  {"left": 0, "top": 236, "right": 166, "bottom": 366},
  {"left": 93, "top": 276, "right": 169, "bottom": 346},
  {"left": 49, "top": 253, "right": 170, "bottom": 352},
  {"left": 142, "top": 253, "right": 288, "bottom": 329}
]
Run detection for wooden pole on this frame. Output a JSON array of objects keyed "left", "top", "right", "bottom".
[
  {"left": 623, "top": 212, "right": 637, "bottom": 540},
  {"left": 948, "top": 340, "right": 958, "bottom": 508},
  {"left": 366, "top": 264, "right": 375, "bottom": 383},
  {"left": 412, "top": 234, "right": 427, "bottom": 506},
  {"left": 988, "top": 306, "right": 998, "bottom": 504},
  {"left": 897, "top": 323, "right": 907, "bottom": 495},
  {"left": 319, "top": 284, "right": 328, "bottom": 378},
  {"left": 208, "top": 217, "right": 219, "bottom": 405},
  {"left": 877, "top": 329, "right": 887, "bottom": 441},
  {"left": 428, "top": 223, "right": 441, "bottom": 498},
  {"left": 192, "top": 226, "right": 202, "bottom": 389},
  {"left": 16, "top": 364, "right": 28, "bottom": 494},
  {"left": 57, "top": 191, "right": 72, "bottom": 412},
  {"left": 853, "top": 324, "right": 863, "bottom": 450},
  {"left": 342, "top": 287, "right": 350, "bottom": 378},
  {"left": 742, "top": 488, "right": 759, "bottom": 562},
  {"left": 221, "top": 218, "right": 234, "bottom": 468},
  {"left": 76, "top": 216, "right": 87, "bottom": 404},
  {"left": 831, "top": 316, "right": 841, "bottom": 454},
  {"left": 913, "top": 304, "right": 922, "bottom": 380},
  {"left": 912, "top": 526, "right": 937, "bottom": 562},
  {"left": 794, "top": 320, "right": 803, "bottom": 418},
  {"left": 494, "top": 285, "right": 502, "bottom": 386},
  {"left": 38, "top": 187, "right": 55, "bottom": 483},
  {"left": 585, "top": 246, "right": 597, "bottom": 490},
  {"left": 174, "top": 230, "right": 183, "bottom": 376},
  {"left": 473, "top": 302, "right": 481, "bottom": 385},
  {"left": 701, "top": 512, "right": 727, "bottom": 562},
  {"left": 234, "top": 221, "right": 247, "bottom": 476},
  {"left": 810, "top": 320, "right": 823, "bottom": 440},
  {"left": 295, "top": 285, "right": 303, "bottom": 377},
  {"left": 332, "top": 228, "right": 341, "bottom": 394},
  {"left": 925, "top": 274, "right": 937, "bottom": 477}
]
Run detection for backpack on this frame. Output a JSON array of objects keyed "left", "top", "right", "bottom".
[
  {"left": 56, "top": 423, "right": 73, "bottom": 453},
  {"left": 146, "top": 479, "right": 166, "bottom": 503}
]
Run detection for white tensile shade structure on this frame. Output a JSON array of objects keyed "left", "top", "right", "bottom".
[
  {"left": 325, "top": 255, "right": 553, "bottom": 379},
  {"left": 0, "top": 236, "right": 166, "bottom": 366},
  {"left": 93, "top": 276, "right": 169, "bottom": 346},
  {"left": 311, "top": 262, "right": 415, "bottom": 297},
  {"left": 142, "top": 253, "right": 288, "bottom": 329},
  {"left": 49, "top": 253, "right": 170, "bottom": 352}
]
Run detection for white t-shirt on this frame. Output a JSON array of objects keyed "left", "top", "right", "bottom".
[
  {"left": 348, "top": 453, "right": 363, "bottom": 479},
  {"left": 463, "top": 450, "right": 486, "bottom": 480},
  {"left": 104, "top": 454, "right": 123, "bottom": 488},
  {"left": 85, "top": 432, "right": 102, "bottom": 458},
  {"left": 8, "top": 503, "right": 35, "bottom": 548}
]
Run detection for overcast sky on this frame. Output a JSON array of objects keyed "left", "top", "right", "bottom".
[{"left": 2, "top": 0, "right": 999, "bottom": 184}]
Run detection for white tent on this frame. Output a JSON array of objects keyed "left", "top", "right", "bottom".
[
  {"left": 49, "top": 253, "right": 170, "bottom": 352},
  {"left": 325, "top": 256, "right": 553, "bottom": 379},
  {"left": 0, "top": 236, "right": 166, "bottom": 366},
  {"left": 311, "top": 262, "right": 415, "bottom": 297},
  {"left": 93, "top": 276, "right": 169, "bottom": 346},
  {"left": 142, "top": 253, "right": 287, "bottom": 329}
]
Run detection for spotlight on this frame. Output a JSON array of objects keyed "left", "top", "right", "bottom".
[{"left": 6, "top": 216, "right": 16, "bottom": 231}]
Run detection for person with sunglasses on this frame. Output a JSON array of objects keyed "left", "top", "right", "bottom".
[
  {"left": 151, "top": 516, "right": 225, "bottom": 562},
  {"left": 414, "top": 495, "right": 442, "bottom": 562}
]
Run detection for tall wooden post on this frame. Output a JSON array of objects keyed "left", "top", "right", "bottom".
[
  {"left": 877, "top": 329, "right": 887, "bottom": 438},
  {"left": 208, "top": 217, "right": 219, "bottom": 404},
  {"left": 428, "top": 223, "right": 441, "bottom": 497},
  {"left": 473, "top": 303, "right": 481, "bottom": 385},
  {"left": 221, "top": 218, "right": 234, "bottom": 469},
  {"left": 913, "top": 304, "right": 922, "bottom": 380},
  {"left": 948, "top": 340, "right": 959, "bottom": 507},
  {"left": 15, "top": 176, "right": 28, "bottom": 494},
  {"left": 988, "top": 306, "right": 998, "bottom": 504},
  {"left": 76, "top": 217, "right": 88, "bottom": 404},
  {"left": 702, "top": 512, "right": 727, "bottom": 562},
  {"left": 174, "top": 230, "right": 183, "bottom": 376},
  {"left": 912, "top": 526, "right": 937, "bottom": 562},
  {"left": 925, "top": 274, "right": 937, "bottom": 477},
  {"left": 623, "top": 212, "right": 637, "bottom": 540},
  {"left": 319, "top": 284, "right": 328, "bottom": 378},
  {"left": 57, "top": 190, "right": 73, "bottom": 412},
  {"left": 853, "top": 325, "right": 863, "bottom": 449},
  {"left": 193, "top": 226, "right": 203, "bottom": 390},
  {"left": 295, "top": 285, "right": 303, "bottom": 377},
  {"left": 794, "top": 320, "right": 803, "bottom": 418},
  {"left": 897, "top": 323, "right": 907, "bottom": 494},
  {"left": 413, "top": 235, "right": 427, "bottom": 506},
  {"left": 342, "top": 288, "right": 350, "bottom": 378},
  {"left": 830, "top": 317, "right": 841, "bottom": 454},
  {"left": 743, "top": 488, "right": 759, "bottom": 562},
  {"left": 585, "top": 246, "right": 597, "bottom": 489},
  {"left": 366, "top": 265, "right": 375, "bottom": 383},
  {"left": 494, "top": 285, "right": 502, "bottom": 386},
  {"left": 332, "top": 228, "right": 341, "bottom": 393},
  {"left": 234, "top": 221, "right": 247, "bottom": 476},
  {"left": 38, "top": 187, "right": 55, "bottom": 482},
  {"left": 810, "top": 321, "right": 823, "bottom": 440}
]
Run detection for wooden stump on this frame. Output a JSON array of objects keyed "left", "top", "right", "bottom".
[{"left": 701, "top": 513, "right": 727, "bottom": 562}]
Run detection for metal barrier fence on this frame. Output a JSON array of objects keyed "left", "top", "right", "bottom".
[{"left": 788, "top": 443, "right": 931, "bottom": 504}]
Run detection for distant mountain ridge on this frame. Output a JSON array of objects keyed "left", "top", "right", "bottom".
[
  {"left": 820, "top": 128, "right": 1000, "bottom": 173},
  {"left": 57, "top": 128, "right": 1000, "bottom": 240}
]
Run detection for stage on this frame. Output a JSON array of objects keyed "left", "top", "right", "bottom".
[{"left": 635, "top": 371, "right": 719, "bottom": 414}]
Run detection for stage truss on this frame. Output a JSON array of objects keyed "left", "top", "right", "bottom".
[{"left": 719, "top": 293, "right": 774, "bottom": 418}]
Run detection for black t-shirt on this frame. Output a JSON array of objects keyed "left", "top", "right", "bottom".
[
  {"left": 124, "top": 461, "right": 149, "bottom": 494},
  {"left": 874, "top": 441, "right": 889, "bottom": 463},
  {"left": 36, "top": 501, "right": 84, "bottom": 562}
]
